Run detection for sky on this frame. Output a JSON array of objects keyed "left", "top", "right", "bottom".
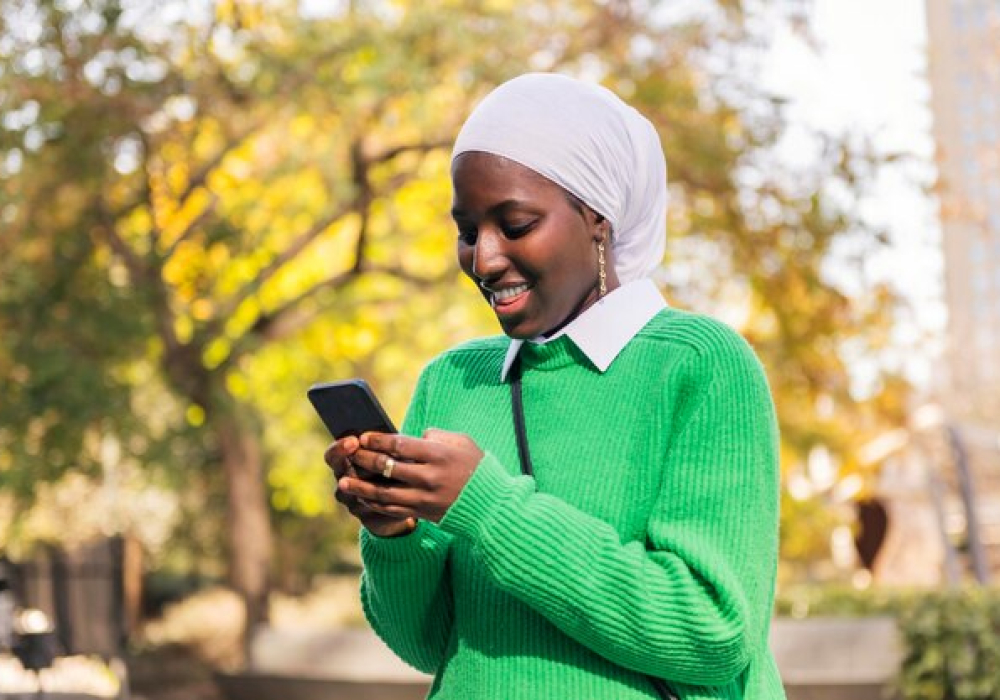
[{"left": 762, "top": 0, "right": 945, "bottom": 391}]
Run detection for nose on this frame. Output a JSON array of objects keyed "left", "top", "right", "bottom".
[{"left": 471, "top": 228, "right": 508, "bottom": 285}]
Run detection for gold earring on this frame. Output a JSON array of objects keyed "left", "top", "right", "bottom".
[{"left": 597, "top": 241, "right": 607, "bottom": 298}]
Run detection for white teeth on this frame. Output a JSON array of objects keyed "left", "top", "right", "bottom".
[{"left": 494, "top": 284, "right": 529, "bottom": 301}]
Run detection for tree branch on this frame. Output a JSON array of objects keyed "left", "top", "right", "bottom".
[
  {"left": 93, "top": 200, "right": 202, "bottom": 399},
  {"left": 367, "top": 138, "right": 451, "bottom": 165},
  {"left": 93, "top": 203, "right": 150, "bottom": 286},
  {"left": 197, "top": 199, "right": 356, "bottom": 346},
  {"left": 215, "top": 266, "right": 358, "bottom": 374},
  {"left": 194, "top": 133, "right": 373, "bottom": 349},
  {"left": 118, "top": 33, "right": 362, "bottom": 224},
  {"left": 108, "top": 117, "right": 264, "bottom": 226},
  {"left": 255, "top": 269, "right": 451, "bottom": 346},
  {"left": 217, "top": 158, "right": 371, "bottom": 370},
  {"left": 162, "top": 194, "right": 220, "bottom": 260},
  {"left": 360, "top": 263, "right": 452, "bottom": 289},
  {"left": 204, "top": 128, "right": 450, "bottom": 364},
  {"left": 217, "top": 263, "right": 451, "bottom": 373},
  {"left": 133, "top": 130, "right": 161, "bottom": 255},
  {"left": 253, "top": 262, "right": 447, "bottom": 340},
  {"left": 180, "top": 120, "right": 268, "bottom": 207}
]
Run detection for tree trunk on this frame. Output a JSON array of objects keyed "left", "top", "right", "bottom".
[
  {"left": 123, "top": 534, "right": 144, "bottom": 638},
  {"left": 159, "top": 338, "right": 273, "bottom": 665},
  {"left": 215, "top": 408, "right": 273, "bottom": 667}
]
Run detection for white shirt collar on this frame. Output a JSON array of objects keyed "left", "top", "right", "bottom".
[{"left": 500, "top": 278, "right": 667, "bottom": 380}]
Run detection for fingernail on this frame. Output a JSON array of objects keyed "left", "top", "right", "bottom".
[{"left": 359, "top": 433, "right": 369, "bottom": 447}]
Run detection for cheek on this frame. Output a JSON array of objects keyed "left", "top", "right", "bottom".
[{"left": 536, "top": 222, "right": 593, "bottom": 286}]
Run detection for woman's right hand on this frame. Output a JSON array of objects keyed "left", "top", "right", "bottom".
[{"left": 325, "top": 436, "right": 416, "bottom": 538}]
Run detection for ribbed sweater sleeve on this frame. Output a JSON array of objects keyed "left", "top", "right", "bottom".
[
  {"left": 358, "top": 367, "right": 455, "bottom": 674},
  {"left": 436, "top": 328, "right": 780, "bottom": 688}
]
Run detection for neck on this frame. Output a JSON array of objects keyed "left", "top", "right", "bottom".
[{"left": 541, "top": 275, "right": 622, "bottom": 339}]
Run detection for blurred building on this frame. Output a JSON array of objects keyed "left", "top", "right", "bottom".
[
  {"left": 925, "top": 0, "right": 1000, "bottom": 418},
  {"left": 924, "top": 0, "right": 1000, "bottom": 580}
]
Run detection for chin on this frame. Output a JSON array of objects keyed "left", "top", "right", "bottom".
[
  {"left": 498, "top": 317, "right": 539, "bottom": 340},
  {"left": 501, "top": 325, "right": 535, "bottom": 340}
]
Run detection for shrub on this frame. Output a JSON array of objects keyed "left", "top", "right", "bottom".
[
  {"left": 775, "top": 585, "right": 1000, "bottom": 700},
  {"left": 894, "top": 588, "right": 1000, "bottom": 700}
]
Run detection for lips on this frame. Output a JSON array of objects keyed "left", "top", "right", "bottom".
[{"left": 487, "top": 283, "right": 532, "bottom": 314}]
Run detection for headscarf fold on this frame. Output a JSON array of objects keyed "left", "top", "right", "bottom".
[{"left": 452, "top": 73, "right": 668, "bottom": 284}]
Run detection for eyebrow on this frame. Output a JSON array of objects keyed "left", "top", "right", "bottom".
[{"left": 451, "top": 199, "right": 529, "bottom": 220}]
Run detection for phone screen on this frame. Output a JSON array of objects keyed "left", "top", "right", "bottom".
[{"left": 307, "top": 379, "right": 397, "bottom": 439}]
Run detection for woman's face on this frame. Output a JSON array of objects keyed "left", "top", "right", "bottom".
[{"left": 451, "top": 152, "right": 606, "bottom": 340}]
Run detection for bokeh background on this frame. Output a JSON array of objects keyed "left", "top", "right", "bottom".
[{"left": 1, "top": 1, "right": 998, "bottom": 698}]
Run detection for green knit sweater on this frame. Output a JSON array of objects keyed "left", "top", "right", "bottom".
[{"left": 359, "top": 308, "right": 784, "bottom": 699}]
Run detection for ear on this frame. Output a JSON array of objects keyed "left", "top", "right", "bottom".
[{"left": 590, "top": 211, "right": 611, "bottom": 243}]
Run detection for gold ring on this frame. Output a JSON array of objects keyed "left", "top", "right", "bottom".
[{"left": 382, "top": 456, "right": 396, "bottom": 479}]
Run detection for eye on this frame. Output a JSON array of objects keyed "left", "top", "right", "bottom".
[{"left": 502, "top": 220, "right": 536, "bottom": 238}]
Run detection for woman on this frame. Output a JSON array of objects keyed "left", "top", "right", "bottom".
[{"left": 326, "top": 73, "right": 784, "bottom": 700}]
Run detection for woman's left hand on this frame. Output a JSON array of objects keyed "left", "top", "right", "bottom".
[{"left": 337, "top": 429, "right": 485, "bottom": 523}]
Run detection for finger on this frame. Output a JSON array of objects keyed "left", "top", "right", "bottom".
[
  {"left": 349, "top": 448, "right": 431, "bottom": 487},
  {"left": 335, "top": 485, "right": 366, "bottom": 509},
  {"left": 336, "top": 490, "right": 385, "bottom": 520},
  {"left": 338, "top": 475, "right": 425, "bottom": 510},
  {"left": 360, "top": 431, "right": 444, "bottom": 463},
  {"left": 334, "top": 482, "right": 364, "bottom": 511},
  {"left": 324, "top": 436, "right": 360, "bottom": 476},
  {"left": 351, "top": 500, "right": 388, "bottom": 520},
  {"left": 363, "top": 501, "right": 417, "bottom": 519},
  {"left": 356, "top": 494, "right": 418, "bottom": 520},
  {"left": 334, "top": 489, "right": 369, "bottom": 520},
  {"left": 325, "top": 435, "right": 360, "bottom": 460},
  {"left": 348, "top": 448, "right": 394, "bottom": 476}
]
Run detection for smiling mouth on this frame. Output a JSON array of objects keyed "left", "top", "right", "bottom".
[{"left": 488, "top": 283, "right": 532, "bottom": 309}]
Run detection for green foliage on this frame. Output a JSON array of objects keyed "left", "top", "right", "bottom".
[
  {"left": 775, "top": 583, "right": 920, "bottom": 618},
  {"left": 895, "top": 588, "right": 1000, "bottom": 700},
  {"left": 777, "top": 492, "right": 847, "bottom": 581},
  {"left": 776, "top": 585, "right": 1000, "bottom": 700}
]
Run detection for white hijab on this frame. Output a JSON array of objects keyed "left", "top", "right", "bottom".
[{"left": 451, "top": 73, "right": 667, "bottom": 284}]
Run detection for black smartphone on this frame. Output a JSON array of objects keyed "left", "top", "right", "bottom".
[{"left": 307, "top": 379, "right": 397, "bottom": 439}]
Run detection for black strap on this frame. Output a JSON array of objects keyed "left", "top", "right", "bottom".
[
  {"left": 509, "top": 356, "right": 534, "bottom": 478},
  {"left": 508, "top": 355, "right": 677, "bottom": 700}
]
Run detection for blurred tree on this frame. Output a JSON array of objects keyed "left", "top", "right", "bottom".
[{"left": 0, "top": 0, "right": 911, "bottom": 653}]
